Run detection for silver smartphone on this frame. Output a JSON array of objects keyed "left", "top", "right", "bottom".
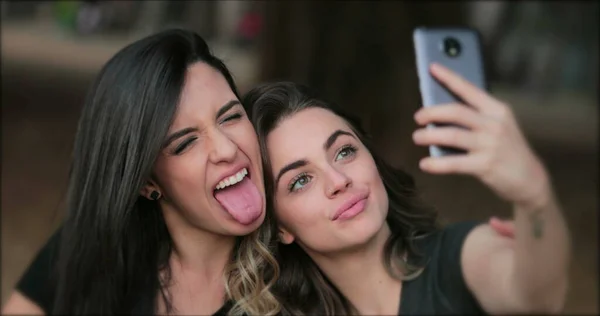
[{"left": 413, "top": 27, "right": 487, "bottom": 157}]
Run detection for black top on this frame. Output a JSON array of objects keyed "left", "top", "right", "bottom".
[
  {"left": 16, "top": 228, "right": 61, "bottom": 314},
  {"left": 15, "top": 226, "right": 231, "bottom": 315},
  {"left": 400, "top": 220, "right": 485, "bottom": 314},
  {"left": 17, "top": 221, "right": 483, "bottom": 315}
]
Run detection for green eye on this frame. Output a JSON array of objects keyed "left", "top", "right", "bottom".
[
  {"left": 335, "top": 145, "right": 357, "bottom": 161},
  {"left": 289, "top": 173, "right": 311, "bottom": 192}
]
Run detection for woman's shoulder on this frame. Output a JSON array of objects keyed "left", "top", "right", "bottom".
[
  {"left": 413, "top": 220, "right": 482, "bottom": 255},
  {"left": 15, "top": 225, "right": 63, "bottom": 314},
  {"left": 402, "top": 221, "right": 485, "bottom": 314}
]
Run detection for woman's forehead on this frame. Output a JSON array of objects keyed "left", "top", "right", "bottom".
[
  {"left": 266, "top": 108, "right": 355, "bottom": 165},
  {"left": 168, "top": 63, "right": 238, "bottom": 129},
  {"left": 179, "top": 63, "right": 235, "bottom": 107},
  {"left": 268, "top": 108, "right": 348, "bottom": 143}
]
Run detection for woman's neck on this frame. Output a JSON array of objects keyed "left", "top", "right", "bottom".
[
  {"left": 308, "top": 223, "right": 402, "bottom": 315},
  {"left": 159, "top": 209, "right": 237, "bottom": 314},
  {"left": 164, "top": 213, "right": 236, "bottom": 276}
]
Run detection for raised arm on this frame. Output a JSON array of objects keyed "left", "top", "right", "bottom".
[{"left": 412, "top": 63, "right": 571, "bottom": 314}]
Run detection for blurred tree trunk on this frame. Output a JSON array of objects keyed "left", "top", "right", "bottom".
[{"left": 258, "top": 1, "right": 469, "bottom": 171}]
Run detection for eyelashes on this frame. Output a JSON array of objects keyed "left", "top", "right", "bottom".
[
  {"left": 172, "top": 112, "right": 243, "bottom": 155},
  {"left": 287, "top": 144, "right": 359, "bottom": 193},
  {"left": 335, "top": 144, "right": 357, "bottom": 161},
  {"left": 173, "top": 136, "right": 197, "bottom": 155},
  {"left": 288, "top": 172, "right": 312, "bottom": 192},
  {"left": 222, "top": 113, "right": 242, "bottom": 123}
]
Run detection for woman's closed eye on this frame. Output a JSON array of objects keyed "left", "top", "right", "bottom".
[
  {"left": 288, "top": 172, "right": 312, "bottom": 193},
  {"left": 173, "top": 136, "right": 198, "bottom": 155},
  {"left": 171, "top": 112, "right": 243, "bottom": 155},
  {"left": 220, "top": 112, "right": 243, "bottom": 124}
]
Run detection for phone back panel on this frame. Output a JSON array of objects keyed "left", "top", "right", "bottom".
[
  {"left": 413, "top": 27, "right": 486, "bottom": 156},
  {"left": 413, "top": 27, "right": 486, "bottom": 107}
]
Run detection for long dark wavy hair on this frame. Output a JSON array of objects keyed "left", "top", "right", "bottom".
[
  {"left": 53, "top": 29, "right": 279, "bottom": 315},
  {"left": 242, "top": 81, "right": 440, "bottom": 315}
]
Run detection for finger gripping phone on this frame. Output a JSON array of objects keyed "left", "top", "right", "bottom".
[{"left": 413, "top": 27, "right": 487, "bottom": 157}]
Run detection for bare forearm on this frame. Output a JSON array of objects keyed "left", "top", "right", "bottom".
[{"left": 511, "top": 184, "right": 571, "bottom": 310}]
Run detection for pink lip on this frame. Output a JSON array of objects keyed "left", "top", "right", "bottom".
[{"left": 332, "top": 192, "right": 369, "bottom": 221}]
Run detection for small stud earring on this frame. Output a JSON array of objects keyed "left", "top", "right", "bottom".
[{"left": 150, "top": 191, "right": 160, "bottom": 200}]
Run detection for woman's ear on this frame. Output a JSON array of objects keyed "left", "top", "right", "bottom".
[
  {"left": 278, "top": 226, "right": 295, "bottom": 245},
  {"left": 140, "top": 179, "right": 162, "bottom": 201}
]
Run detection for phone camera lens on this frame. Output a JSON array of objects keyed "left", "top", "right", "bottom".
[{"left": 443, "top": 37, "right": 461, "bottom": 57}]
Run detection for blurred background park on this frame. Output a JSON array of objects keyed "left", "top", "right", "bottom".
[{"left": 1, "top": 0, "right": 597, "bottom": 313}]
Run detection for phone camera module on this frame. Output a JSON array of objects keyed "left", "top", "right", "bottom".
[{"left": 443, "top": 37, "right": 461, "bottom": 57}]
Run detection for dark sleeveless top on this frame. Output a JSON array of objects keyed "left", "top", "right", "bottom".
[
  {"left": 15, "top": 226, "right": 231, "bottom": 315},
  {"left": 17, "top": 221, "right": 485, "bottom": 315}
]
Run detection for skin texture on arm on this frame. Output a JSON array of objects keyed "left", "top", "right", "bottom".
[
  {"left": 413, "top": 63, "right": 571, "bottom": 314},
  {"left": 2, "top": 291, "right": 45, "bottom": 315},
  {"left": 510, "top": 193, "right": 569, "bottom": 312},
  {"left": 462, "top": 206, "right": 569, "bottom": 314}
]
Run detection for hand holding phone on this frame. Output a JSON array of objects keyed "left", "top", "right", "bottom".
[
  {"left": 413, "top": 27, "right": 487, "bottom": 157},
  {"left": 411, "top": 52, "right": 551, "bottom": 209}
]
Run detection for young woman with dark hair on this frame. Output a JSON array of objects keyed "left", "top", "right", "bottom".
[
  {"left": 2, "top": 29, "right": 280, "bottom": 316},
  {"left": 244, "top": 68, "right": 570, "bottom": 315}
]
